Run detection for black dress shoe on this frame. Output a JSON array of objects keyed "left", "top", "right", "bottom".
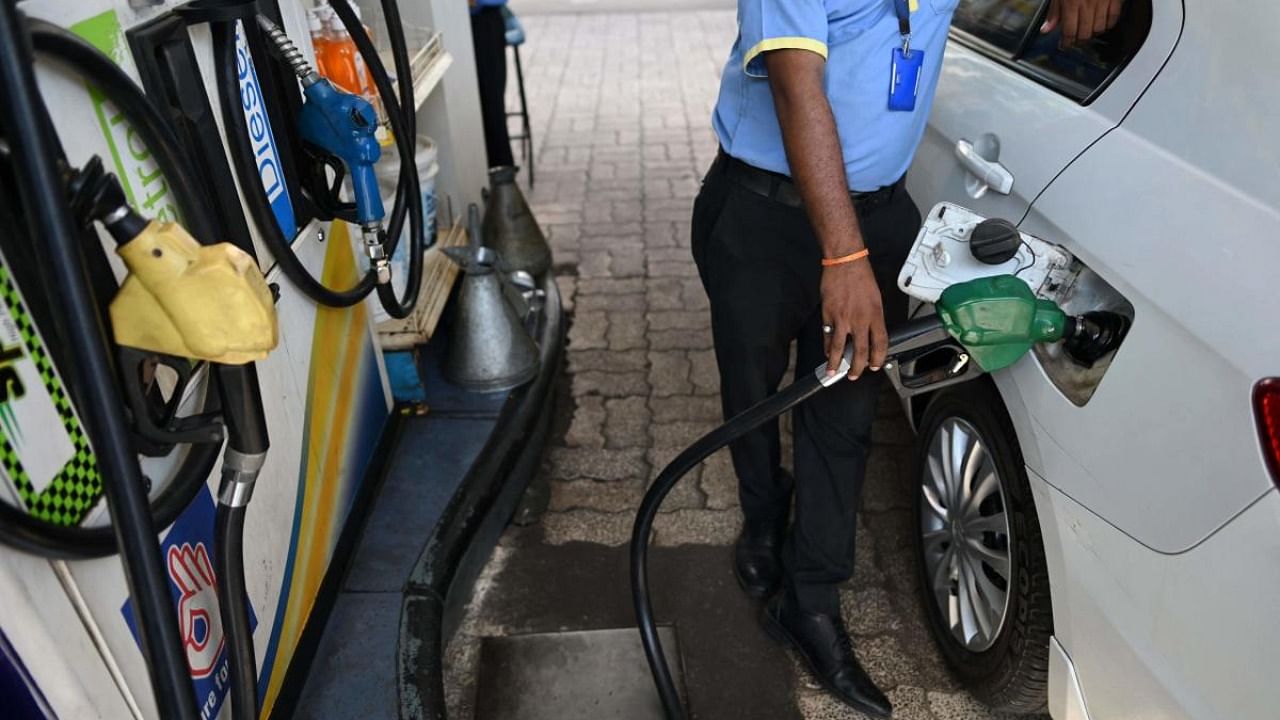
[
  {"left": 763, "top": 595, "right": 893, "bottom": 718},
  {"left": 733, "top": 518, "right": 785, "bottom": 599}
]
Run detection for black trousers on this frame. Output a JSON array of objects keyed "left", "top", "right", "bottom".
[
  {"left": 691, "top": 157, "right": 919, "bottom": 614},
  {"left": 470, "top": 7, "right": 514, "bottom": 169}
]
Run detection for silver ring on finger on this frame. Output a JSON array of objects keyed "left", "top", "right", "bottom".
[{"left": 823, "top": 324, "right": 834, "bottom": 335}]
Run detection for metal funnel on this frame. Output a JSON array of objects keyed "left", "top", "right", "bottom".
[
  {"left": 443, "top": 205, "right": 540, "bottom": 392},
  {"left": 483, "top": 166, "right": 551, "bottom": 277}
]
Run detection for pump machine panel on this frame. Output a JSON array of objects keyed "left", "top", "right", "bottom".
[{"left": 0, "top": 1, "right": 399, "bottom": 718}]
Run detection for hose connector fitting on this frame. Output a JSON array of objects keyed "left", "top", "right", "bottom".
[
  {"left": 218, "top": 449, "right": 267, "bottom": 508},
  {"left": 363, "top": 225, "right": 392, "bottom": 284},
  {"left": 256, "top": 15, "right": 321, "bottom": 87}
]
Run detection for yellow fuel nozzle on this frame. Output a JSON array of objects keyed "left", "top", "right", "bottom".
[{"left": 109, "top": 221, "right": 278, "bottom": 364}]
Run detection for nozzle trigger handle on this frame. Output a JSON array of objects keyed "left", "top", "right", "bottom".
[
  {"left": 350, "top": 162, "right": 384, "bottom": 226},
  {"left": 118, "top": 347, "right": 224, "bottom": 456},
  {"left": 815, "top": 340, "right": 856, "bottom": 387}
]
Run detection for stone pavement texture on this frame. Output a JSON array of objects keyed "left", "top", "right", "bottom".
[{"left": 445, "top": 8, "right": 1040, "bottom": 720}]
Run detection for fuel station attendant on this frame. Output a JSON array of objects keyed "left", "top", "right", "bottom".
[
  {"left": 470, "top": 0, "right": 514, "bottom": 169},
  {"left": 692, "top": 0, "right": 1123, "bottom": 715}
]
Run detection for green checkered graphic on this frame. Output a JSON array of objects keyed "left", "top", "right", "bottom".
[{"left": 0, "top": 266, "right": 102, "bottom": 525}]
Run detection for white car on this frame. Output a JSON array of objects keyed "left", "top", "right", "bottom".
[{"left": 897, "top": 0, "right": 1280, "bottom": 718}]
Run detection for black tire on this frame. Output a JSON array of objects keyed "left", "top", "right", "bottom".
[{"left": 913, "top": 382, "right": 1053, "bottom": 714}]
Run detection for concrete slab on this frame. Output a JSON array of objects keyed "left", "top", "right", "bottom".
[
  {"left": 474, "top": 627, "right": 682, "bottom": 720},
  {"left": 464, "top": 536, "right": 802, "bottom": 720}
]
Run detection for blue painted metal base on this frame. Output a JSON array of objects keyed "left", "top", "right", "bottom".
[{"left": 295, "top": 366, "right": 504, "bottom": 718}]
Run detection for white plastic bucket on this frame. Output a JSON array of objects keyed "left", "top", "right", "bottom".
[{"left": 371, "top": 135, "right": 438, "bottom": 323}]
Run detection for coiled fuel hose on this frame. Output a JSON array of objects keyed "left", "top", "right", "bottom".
[
  {"left": 631, "top": 316, "right": 945, "bottom": 720},
  {"left": 217, "top": 0, "right": 424, "bottom": 318},
  {"left": 331, "top": 0, "right": 425, "bottom": 318}
]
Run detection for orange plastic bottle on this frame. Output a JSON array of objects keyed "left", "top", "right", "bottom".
[
  {"left": 312, "top": 5, "right": 388, "bottom": 138},
  {"left": 316, "top": 7, "right": 374, "bottom": 97},
  {"left": 308, "top": 8, "right": 333, "bottom": 79}
]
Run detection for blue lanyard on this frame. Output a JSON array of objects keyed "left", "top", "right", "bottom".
[{"left": 893, "top": 0, "right": 912, "bottom": 52}]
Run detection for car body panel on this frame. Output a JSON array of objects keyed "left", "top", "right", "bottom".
[
  {"left": 1032, "top": 474, "right": 1280, "bottom": 719},
  {"left": 906, "top": 0, "right": 1182, "bottom": 226},
  {"left": 1047, "top": 637, "right": 1090, "bottom": 720},
  {"left": 1014, "top": 126, "right": 1278, "bottom": 550},
  {"left": 1012, "top": 0, "right": 1280, "bottom": 550}
]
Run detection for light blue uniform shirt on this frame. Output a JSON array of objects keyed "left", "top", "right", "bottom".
[{"left": 713, "top": 0, "right": 958, "bottom": 192}]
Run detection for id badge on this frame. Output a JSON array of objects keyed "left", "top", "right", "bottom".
[{"left": 888, "top": 47, "right": 924, "bottom": 112}]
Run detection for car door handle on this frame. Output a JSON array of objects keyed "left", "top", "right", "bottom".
[{"left": 955, "top": 139, "right": 1014, "bottom": 195}]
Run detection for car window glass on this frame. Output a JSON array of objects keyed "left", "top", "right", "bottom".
[
  {"left": 950, "top": 0, "right": 1153, "bottom": 103},
  {"left": 952, "top": 0, "right": 1043, "bottom": 54},
  {"left": 1020, "top": 0, "right": 1152, "bottom": 101}
]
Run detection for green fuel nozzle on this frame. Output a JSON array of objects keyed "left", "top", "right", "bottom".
[
  {"left": 935, "top": 275, "right": 1067, "bottom": 372},
  {"left": 934, "top": 275, "right": 1127, "bottom": 372}
]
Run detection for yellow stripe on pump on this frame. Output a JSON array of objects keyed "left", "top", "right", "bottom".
[{"left": 109, "top": 221, "right": 279, "bottom": 364}]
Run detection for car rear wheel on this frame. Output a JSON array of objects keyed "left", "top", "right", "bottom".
[{"left": 913, "top": 383, "right": 1052, "bottom": 714}]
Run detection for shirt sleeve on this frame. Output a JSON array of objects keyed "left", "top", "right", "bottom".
[{"left": 739, "top": 0, "right": 829, "bottom": 78}]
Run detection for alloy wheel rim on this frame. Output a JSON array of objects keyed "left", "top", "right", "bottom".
[{"left": 920, "top": 417, "right": 1012, "bottom": 652}]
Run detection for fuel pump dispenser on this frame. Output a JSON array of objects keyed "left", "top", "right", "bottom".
[
  {"left": 0, "top": 11, "right": 283, "bottom": 719},
  {"left": 0, "top": 8, "right": 196, "bottom": 715},
  {"left": 632, "top": 252, "right": 1129, "bottom": 717},
  {"left": 0, "top": 1, "right": 434, "bottom": 717}
]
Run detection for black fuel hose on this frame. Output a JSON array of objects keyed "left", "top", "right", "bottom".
[
  {"left": 202, "top": 19, "right": 278, "bottom": 720},
  {"left": 329, "top": 0, "right": 424, "bottom": 318},
  {"left": 631, "top": 316, "right": 945, "bottom": 719},
  {"left": 0, "top": 425, "right": 221, "bottom": 560},
  {"left": 0, "top": 4, "right": 198, "bottom": 716},
  {"left": 215, "top": 503, "right": 256, "bottom": 720},
  {"left": 210, "top": 353, "right": 269, "bottom": 720},
  {"left": 202, "top": 18, "right": 278, "bottom": 720},
  {"left": 631, "top": 371, "right": 826, "bottom": 718}
]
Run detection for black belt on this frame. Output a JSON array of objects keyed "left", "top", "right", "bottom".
[{"left": 711, "top": 149, "right": 900, "bottom": 215}]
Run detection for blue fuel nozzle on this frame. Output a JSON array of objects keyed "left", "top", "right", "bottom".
[
  {"left": 297, "top": 79, "right": 384, "bottom": 227},
  {"left": 256, "top": 13, "right": 390, "bottom": 282}
]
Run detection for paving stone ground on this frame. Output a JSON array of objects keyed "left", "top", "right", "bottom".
[{"left": 444, "top": 9, "right": 1040, "bottom": 720}]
